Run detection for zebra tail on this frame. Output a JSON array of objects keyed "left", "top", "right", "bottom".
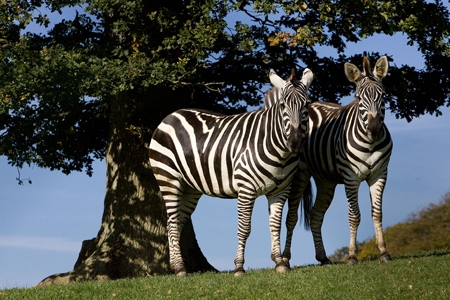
[{"left": 301, "top": 180, "right": 313, "bottom": 230}]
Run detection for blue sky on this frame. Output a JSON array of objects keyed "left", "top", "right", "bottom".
[{"left": 1, "top": 9, "right": 450, "bottom": 288}]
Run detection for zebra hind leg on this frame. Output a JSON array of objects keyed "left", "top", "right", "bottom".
[
  {"left": 165, "top": 202, "right": 186, "bottom": 276},
  {"left": 165, "top": 187, "right": 202, "bottom": 277},
  {"left": 282, "top": 198, "right": 298, "bottom": 269},
  {"left": 282, "top": 171, "right": 313, "bottom": 267},
  {"left": 310, "top": 181, "right": 336, "bottom": 265}
]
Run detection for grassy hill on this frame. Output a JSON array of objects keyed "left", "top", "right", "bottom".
[
  {"left": 1, "top": 251, "right": 449, "bottom": 299},
  {"left": 357, "top": 192, "right": 450, "bottom": 261}
]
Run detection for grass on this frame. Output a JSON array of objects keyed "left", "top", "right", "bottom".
[{"left": 1, "top": 251, "right": 449, "bottom": 299}]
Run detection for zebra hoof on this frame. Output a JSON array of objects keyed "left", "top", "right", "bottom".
[
  {"left": 346, "top": 256, "right": 358, "bottom": 265},
  {"left": 234, "top": 271, "right": 245, "bottom": 277},
  {"left": 234, "top": 267, "right": 245, "bottom": 277},
  {"left": 275, "top": 265, "right": 290, "bottom": 273},
  {"left": 282, "top": 257, "right": 291, "bottom": 269},
  {"left": 380, "top": 252, "right": 392, "bottom": 263},
  {"left": 275, "top": 260, "right": 290, "bottom": 273},
  {"left": 175, "top": 267, "right": 187, "bottom": 277},
  {"left": 176, "top": 271, "right": 187, "bottom": 277},
  {"left": 319, "top": 259, "right": 332, "bottom": 266}
]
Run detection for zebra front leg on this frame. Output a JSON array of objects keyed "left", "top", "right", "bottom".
[
  {"left": 368, "top": 176, "right": 392, "bottom": 262},
  {"left": 268, "top": 196, "right": 289, "bottom": 273},
  {"left": 234, "top": 196, "right": 256, "bottom": 277},
  {"left": 310, "top": 181, "right": 336, "bottom": 265},
  {"left": 344, "top": 181, "right": 361, "bottom": 265}
]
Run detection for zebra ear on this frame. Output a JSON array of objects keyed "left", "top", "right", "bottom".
[
  {"left": 269, "top": 69, "right": 285, "bottom": 89},
  {"left": 344, "top": 62, "right": 363, "bottom": 83},
  {"left": 374, "top": 56, "right": 389, "bottom": 79},
  {"left": 301, "top": 68, "right": 313, "bottom": 89}
]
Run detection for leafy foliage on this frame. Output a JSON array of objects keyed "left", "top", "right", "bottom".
[
  {"left": 327, "top": 246, "right": 350, "bottom": 263},
  {"left": 355, "top": 192, "right": 450, "bottom": 260},
  {"left": 1, "top": 0, "right": 449, "bottom": 175}
]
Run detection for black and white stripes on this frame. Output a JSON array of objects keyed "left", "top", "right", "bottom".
[
  {"left": 283, "top": 56, "right": 393, "bottom": 265},
  {"left": 149, "top": 68, "right": 313, "bottom": 276}
]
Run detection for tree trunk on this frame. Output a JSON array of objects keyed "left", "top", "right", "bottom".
[{"left": 37, "top": 90, "right": 216, "bottom": 286}]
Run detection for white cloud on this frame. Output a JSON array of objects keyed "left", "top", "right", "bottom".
[{"left": 0, "top": 236, "right": 81, "bottom": 253}]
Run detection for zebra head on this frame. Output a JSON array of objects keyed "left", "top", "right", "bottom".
[
  {"left": 344, "top": 56, "right": 389, "bottom": 141},
  {"left": 269, "top": 68, "right": 313, "bottom": 154}
]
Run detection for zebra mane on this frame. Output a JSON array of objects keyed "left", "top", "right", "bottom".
[
  {"left": 262, "top": 86, "right": 281, "bottom": 110},
  {"left": 262, "top": 78, "right": 305, "bottom": 111}
]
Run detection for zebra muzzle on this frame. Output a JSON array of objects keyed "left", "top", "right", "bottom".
[
  {"left": 287, "top": 124, "right": 303, "bottom": 154},
  {"left": 367, "top": 113, "right": 382, "bottom": 141}
]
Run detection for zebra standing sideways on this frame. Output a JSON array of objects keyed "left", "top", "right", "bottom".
[
  {"left": 277, "top": 56, "right": 393, "bottom": 265},
  {"left": 149, "top": 68, "right": 313, "bottom": 276}
]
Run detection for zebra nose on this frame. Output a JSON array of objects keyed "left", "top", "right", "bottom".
[
  {"left": 288, "top": 124, "right": 303, "bottom": 154},
  {"left": 367, "top": 113, "right": 382, "bottom": 141}
]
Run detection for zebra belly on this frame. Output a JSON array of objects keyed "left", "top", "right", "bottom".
[
  {"left": 260, "top": 174, "right": 295, "bottom": 197},
  {"left": 308, "top": 155, "right": 372, "bottom": 184},
  {"left": 306, "top": 151, "right": 388, "bottom": 185},
  {"left": 232, "top": 153, "right": 299, "bottom": 198},
  {"left": 303, "top": 151, "right": 344, "bottom": 184},
  {"left": 179, "top": 167, "right": 294, "bottom": 199},
  {"left": 177, "top": 165, "right": 239, "bottom": 199}
]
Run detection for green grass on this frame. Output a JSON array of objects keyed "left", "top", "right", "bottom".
[{"left": 2, "top": 251, "right": 449, "bottom": 299}]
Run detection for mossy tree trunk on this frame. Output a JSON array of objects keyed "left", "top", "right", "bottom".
[{"left": 38, "top": 89, "right": 216, "bottom": 286}]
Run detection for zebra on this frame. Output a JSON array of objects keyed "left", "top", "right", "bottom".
[
  {"left": 149, "top": 68, "right": 314, "bottom": 276},
  {"left": 264, "top": 56, "right": 392, "bottom": 265}
]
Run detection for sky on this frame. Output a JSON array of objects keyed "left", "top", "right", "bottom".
[{"left": 1, "top": 8, "right": 450, "bottom": 289}]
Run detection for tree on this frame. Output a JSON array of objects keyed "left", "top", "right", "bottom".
[{"left": 1, "top": 0, "right": 449, "bottom": 284}]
